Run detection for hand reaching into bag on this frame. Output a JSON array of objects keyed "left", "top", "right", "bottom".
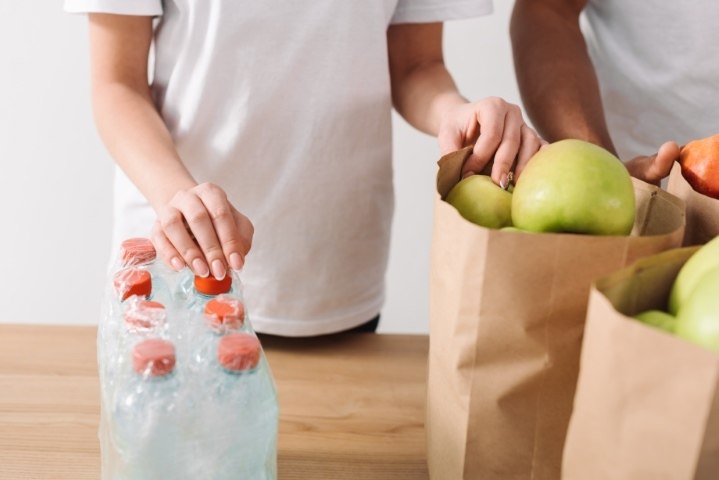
[{"left": 438, "top": 97, "right": 546, "bottom": 188}]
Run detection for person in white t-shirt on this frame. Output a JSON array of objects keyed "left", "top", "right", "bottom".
[
  {"left": 511, "top": 0, "right": 719, "bottom": 184},
  {"left": 68, "top": 0, "right": 544, "bottom": 336}
]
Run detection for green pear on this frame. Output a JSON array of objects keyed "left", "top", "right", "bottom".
[
  {"left": 446, "top": 175, "right": 512, "bottom": 229},
  {"left": 511, "top": 139, "right": 635, "bottom": 235},
  {"left": 668, "top": 236, "right": 719, "bottom": 314},
  {"left": 633, "top": 310, "right": 676, "bottom": 333},
  {"left": 675, "top": 267, "right": 719, "bottom": 352}
]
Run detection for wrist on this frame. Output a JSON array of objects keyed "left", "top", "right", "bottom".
[{"left": 146, "top": 170, "right": 198, "bottom": 212}]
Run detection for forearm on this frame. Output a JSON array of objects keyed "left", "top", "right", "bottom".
[
  {"left": 391, "top": 60, "right": 466, "bottom": 136},
  {"left": 511, "top": 1, "right": 616, "bottom": 153},
  {"left": 92, "top": 83, "right": 197, "bottom": 211}
]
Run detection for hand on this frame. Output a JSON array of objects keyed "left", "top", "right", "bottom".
[
  {"left": 624, "top": 141, "right": 681, "bottom": 185},
  {"left": 438, "top": 97, "right": 545, "bottom": 188},
  {"left": 151, "top": 183, "right": 254, "bottom": 279}
]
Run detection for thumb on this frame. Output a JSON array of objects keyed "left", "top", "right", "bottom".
[
  {"left": 647, "top": 141, "right": 680, "bottom": 182},
  {"left": 438, "top": 124, "right": 465, "bottom": 156}
]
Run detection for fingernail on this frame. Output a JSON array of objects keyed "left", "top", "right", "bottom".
[
  {"left": 211, "top": 259, "right": 226, "bottom": 280},
  {"left": 229, "top": 252, "right": 243, "bottom": 270},
  {"left": 170, "top": 256, "right": 184, "bottom": 271},
  {"left": 192, "top": 258, "right": 210, "bottom": 277},
  {"left": 500, "top": 173, "right": 509, "bottom": 190}
]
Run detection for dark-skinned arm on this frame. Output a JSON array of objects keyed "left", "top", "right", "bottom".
[{"left": 511, "top": 0, "right": 678, "bottom": 184}]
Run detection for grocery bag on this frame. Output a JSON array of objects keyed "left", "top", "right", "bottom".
[
  {"left": 562, "top": 247, "right": 719, "bottom": 480},
  {"left": 668, "top": 162, "right": 719, "bottom": 246},
  {"left": 426, "top": 147, "right": 686, "bottom": 480}
]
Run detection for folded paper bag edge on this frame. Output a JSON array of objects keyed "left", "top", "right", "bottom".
[{"left": 437, "top": 147, "right": 473, "bottom": 199}]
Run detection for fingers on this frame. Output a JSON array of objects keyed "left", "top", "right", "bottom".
[
  {"left": 231, "top": 211, "right": 254, "bottom": 269},
  {"left": 438, "top": 124, "right": 465, "bottom": 156},
  {"left": 438, "top": 103, "right": 476, "bottom": 156},
  {"left": 155, "top": 183, "right": 253, "bottom": 278},
  {"left": 514, "top": 125, "right": 543, "bottom": 180},
  {"left": 488, "top": 104, "right": 523, "bottom": 187},
  {"left": 624, "top": 141, "right": 680, "bottom": 185},
  {"left": 151, "top": 223, "right": 185, "bottom": 272},
  {"left": 462, "top": 97, "right": 507, "bottom": 177},
  {"left": 649, "top": 141, "right": 680, "bottom": 181},
  {"left": 452, "top": 98, "right": 543, "bottom": 187},
  {"left": 195, "top": 183, "right": 253, "bottom": 272},
  {"left": 157, "top": 191, "right": 213, "bottom": 277}
]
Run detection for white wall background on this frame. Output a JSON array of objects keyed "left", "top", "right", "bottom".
[{"left": 0, "top": 1, "right": 521, "bottom": 334}]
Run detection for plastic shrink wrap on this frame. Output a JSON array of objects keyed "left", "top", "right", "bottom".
[{"left": 98, "top": 238, "right": 278, "bottom": 480}]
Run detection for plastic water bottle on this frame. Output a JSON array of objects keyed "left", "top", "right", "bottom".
[
  {"left": 189, "top": 333, "right": 279, "bottom": 480},
  {"left": 178, "top": 271, "right": 241, "bottom": 313},
  {"left": 204, "top": 295, "right": 246, "bottom": 333},
  {"left": 116, "top": 238, "right": 174, "bottom": 306},
  {"left": 118, "top": 238, "right": 157, "bottom": 268},
  {"left": 187, "top": 295, "right": 247, "bottom": 377},
  {"left": 100, "top": 299, "right": 169, "bottom": 382},
  {"left": 100, "top": 239, "right": 278, "bottom": 480},
  {"left": 109, "top": 338, "right": 185, "bottom": 480},
  {"left": 123, "top": 299, "right": 168, "bottom": 332},
  {"left": 106, "top": 268, "right": 155, "bottom": 351}
]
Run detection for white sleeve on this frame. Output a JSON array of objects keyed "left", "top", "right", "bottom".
[
  {"left": 64, "top": 0, "right": 163, "bottom": 16},
  {"left": 391, "top": 0, "right": 492, "bottom": 24}
]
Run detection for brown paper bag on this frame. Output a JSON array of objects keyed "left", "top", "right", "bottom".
[
  {"left": 562, "top": 247, "right": 719, "bottom": 480},
  {"left": 427, "top": 147, "right": 686, "bottom": 480},
  {"left": 668, "top": 162, "right": 719, "bottom": 246}
]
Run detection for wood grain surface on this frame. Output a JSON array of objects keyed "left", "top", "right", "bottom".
[{"left": 0, "top": 325, "right": 429, "bottom": 479}]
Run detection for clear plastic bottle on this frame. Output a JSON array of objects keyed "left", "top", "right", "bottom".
[
  {"left": 109, "top": 338, "right": 185, "bottom": 480},
  {"left": 117, "top": 238, "right": 174, "bottom": 306},
  {"left": 101, "top": 260, "right": 170, "bottom": 409},
  {"left": 105, "top": 268, "right": 155, "bottom": 353},
  {"left": 189, "top": 294, "right": 247, "bottom": 372},
  {"left": 178, "top": 272, "right": 241, "bottom": 313},
  {"left": 204, "top": 295, "right": 246, "bottom": 333},
  {"left": 99, "top": 299, "right": 169, "bottom": 384},
  {"left": 100, "top": 240, "right": 277, "bottom": 480},
  {"left": 123, "top": 299, "right": 168, "bottom": 333},
  {"left": 191, "top": 333, "right": 279, "bottom": 480},
  {"left": 113, "top": 268, "right": 152, "bottom": 302}
]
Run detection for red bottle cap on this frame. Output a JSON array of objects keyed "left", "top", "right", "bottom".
[
  {"left": 120, "top": 238, "right": 157, "bottom": 266},
  {"left": 125, "top": 300, "right": 166, "bottom": 330},
  {"left": 205, "top": 297, "right": 245, "bottom": 330},
  {"left": 132, "top": 338, "right": 176, "bottom": 377},
  {"left": 194, "top": 274, "right": 232, "bottom": 296},
  {"left": 113, "top": 269, "right": 152, "bottom": 301},
  {"left": 218, "top": 333, "right": 261, "bottom": 372}
]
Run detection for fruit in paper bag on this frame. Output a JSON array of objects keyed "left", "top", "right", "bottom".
[
  {"left": 668, "top": 236, "right": 719, "bottom": 314},
  {"left": 679, "top": 133, "right": 719, "bottom": 199},
  {"left": 446, "top": 174, "right": 513, "bottom": 229},
  {"left": 511, "top": 139, "right": 635, "bottom": 235},
  {"left": 675, "top": 267, "right": 719, "bottom": 353},
  {"left": 634, "top": 310, "right": 676, "bottom": 333}
]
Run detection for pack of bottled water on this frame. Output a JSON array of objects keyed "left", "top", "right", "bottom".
[{"left": 98, "top": 238, "right": 279, "bottom": 480}]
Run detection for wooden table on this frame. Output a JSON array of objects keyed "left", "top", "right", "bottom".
[{"left": 0, "top": 325, "right": 429, "bottom": 479}]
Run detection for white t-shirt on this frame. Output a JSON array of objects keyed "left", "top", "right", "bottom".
[
  {"left": 65, "top": 0, "right": 493, "bottom": 336},
  {"left": 582, "top": 0, "right": 719, "bottom": 159}
]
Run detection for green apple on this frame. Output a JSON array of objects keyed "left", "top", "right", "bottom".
[
  {"left": 668, "top": 236, "right": 719, "bottom": 315},
  {"left": 633, "top": 310, "right": 676, "bottom": 333},
  {"left": 446, "top": 175, "right": 512, "bottom": 229},
  {"left": 675, "top": 267, "right": 719, "bottom": 352},
  {"left": 511, "top": 139, "right": 635, "bottom": 235}
]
